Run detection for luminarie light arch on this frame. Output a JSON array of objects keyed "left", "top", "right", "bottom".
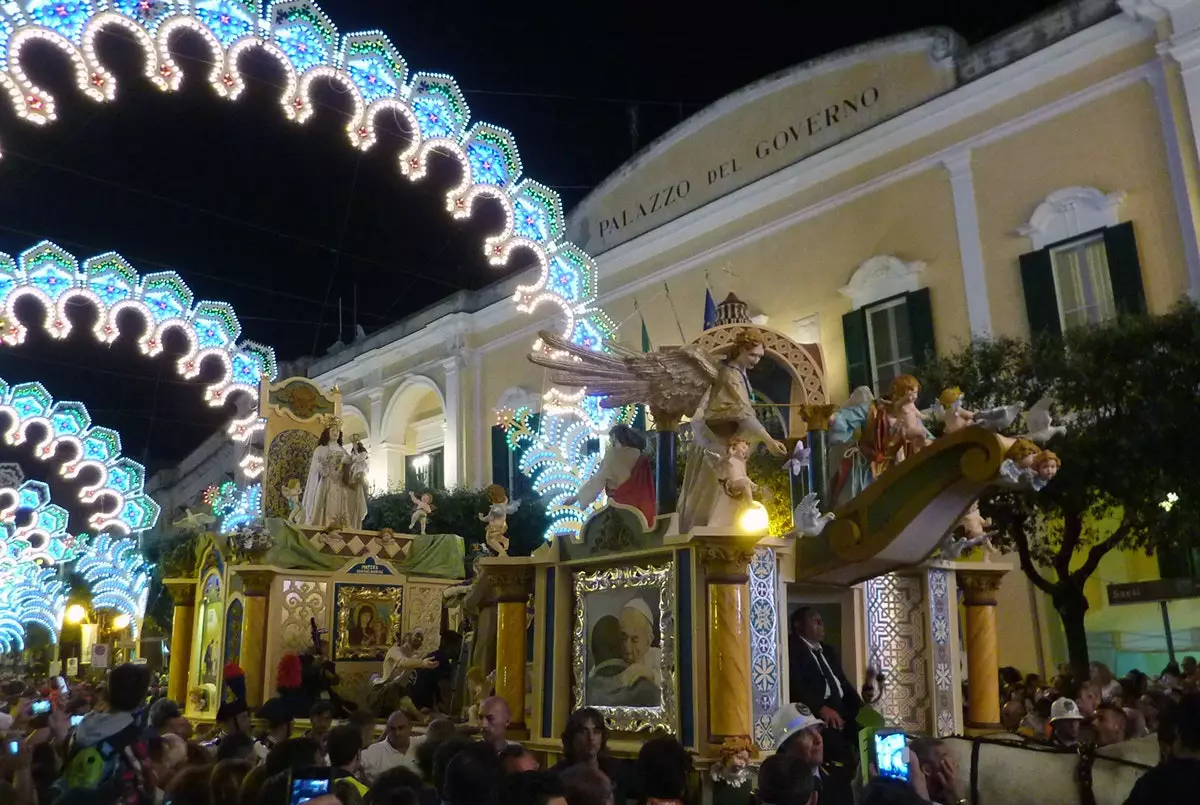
[
  {"left": 0, "top": 376, "right": 159, "bottom": 535},
  {"left": 0, "top": 0, "right": 626, "bottom": 540},
  {"left": 0, "top": 560, "right": 66, "bottom": 651},
  {"left": 0, "top": 479, "right": 87, "bottom": 565},
  {"left": 0, "top": 240, "right": 278, "bottom": 479},
  {"left": 74, "top": 533, "right": 151, "bottom": 638}
]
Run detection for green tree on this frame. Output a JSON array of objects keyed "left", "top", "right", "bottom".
[{"left": 919, "top": 305, "right": 1200, "bottom": 678}]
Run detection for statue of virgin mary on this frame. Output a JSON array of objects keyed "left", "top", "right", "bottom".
[{"left": 302, "top": 419, "right": 353, "bottom": 529}]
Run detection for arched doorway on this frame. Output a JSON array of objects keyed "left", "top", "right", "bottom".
[{"left": 380, "top": 377, "right": 446, "bottom": 492}]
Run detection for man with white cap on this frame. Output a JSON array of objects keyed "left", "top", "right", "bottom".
[
  {"left": 771, "top": 702, "right": 854, "bottom": 805},
  {"left": 1048, "top": 697, "right": 1086, "bottom": 748}
]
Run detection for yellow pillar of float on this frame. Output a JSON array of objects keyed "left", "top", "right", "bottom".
[
  {"left": 487, "top": 563, "right": 533, "bottom": 728},
  {"left": 164, "top": 579, "right": 198, "bottom": 704},
  {"left": 240, "top": 571, "right": 275, "bottom": 708},
  {"left": 959, "top": 566, "right": 1009, "bottom": 732},
  {"left": 698, "top": 535, "right": 764, "bottom": 744}
]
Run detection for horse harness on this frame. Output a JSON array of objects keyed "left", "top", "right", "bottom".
[{"left": 965, "top": 735, "right": 1154, "bottom": 805}]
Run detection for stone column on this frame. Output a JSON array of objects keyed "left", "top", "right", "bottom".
[
  {"left": 442, "top": 357, "right": 463, "bottom": 488},
  {"left": 958, "top": 566, "right": 1009, "bottom": 731},
  {"left": 164, "top": 579, "right": 197, "bottom": 705},
  {"left": 239, "top": 570, "right": 275, "bottom": 708},
  {"left": 488, "top": 563, "right": 533, "bottom": 728},
  {"left": 650, "top": 409, "right": 682, "bottom": 515},
  {"left": 799, "top": 404, "right": 839, "bottom": 507},
  {"left": 367, "top": 388, "right": 387, "bottom": 491},
  {"left": 698, "top": 535, "right": 764, "bottom": 743}
]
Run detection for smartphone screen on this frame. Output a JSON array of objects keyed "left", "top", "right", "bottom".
[
  {"left": 874, "top": 730, "right": 910, "bottom": 782},
  {"left": 289, "top": 776, "right": 330, "bottom": 805},
  {"left": 7, "top": 740, "right": 18, "bottom": 755},
  {"left": 70, "top": 714, "right": 84, "bottom": 727},
  {"left": 30, "top": 699, "right": 51, "bottom": 715}
]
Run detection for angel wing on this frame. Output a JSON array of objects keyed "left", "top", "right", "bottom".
[
  {"left": 529, "top": 330, "right": 719, "bottom": 419},
  {"left": 506, "top": 500, "right": 521, "bottom": 514}
]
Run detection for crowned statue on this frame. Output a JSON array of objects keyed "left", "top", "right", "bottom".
[{"left": 301, "top": 418, "right": 367, "bottom": 531}]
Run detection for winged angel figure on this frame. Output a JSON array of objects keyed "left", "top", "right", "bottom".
[{"left": 529, "top": 329, "right": 787, "bottom": 531}]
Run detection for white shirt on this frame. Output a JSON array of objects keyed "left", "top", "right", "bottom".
[
  {"left": 802, "top": 636, "right": 844, "bottom": 700},
  {"left": 382, "top": 645, "right": 409, "bottom": 682},
  {"left": 360, "top": 738, "right": 418, "bottom": 784}
]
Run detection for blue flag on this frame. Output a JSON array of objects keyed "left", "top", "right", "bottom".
[{"left": 703, "top": 288, "right": 718, "bottom": 331}]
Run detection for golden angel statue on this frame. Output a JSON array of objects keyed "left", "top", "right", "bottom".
[{"left": 529, "top": 328, "right": 786, "bottom": 532}]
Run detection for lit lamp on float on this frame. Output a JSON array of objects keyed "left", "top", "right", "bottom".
[
  {"left": 65, "top": 604, "right": 87, "bottom": 625},
  {"left": 738, "top": 501, "right": 770, "bottom": 534}
]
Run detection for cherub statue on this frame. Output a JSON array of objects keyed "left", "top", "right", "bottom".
[
  {"left": 479, "top": 484, "right": 519, "bottom": 556},
  {"left": 709, "top": 735, "right": 755, "bottom": 788},
  {"left": 932, "top": 388, "right": 1024, "bottom": 435},
  {"left": 888, "top": 374, "right": 931, "bottom": 455},
  {"left": 409, "top": 491, "right": 434, "bottom": 535},
  {"left": 999, "top": 438, "right": 1040, "bottom": 487},
  {"left": 940, "top": 501, "right": 998, "bottom": 560},
  {"left": 282, "top": 478, "right": 304, "bottom": 524},
  {"left": 790, "top": 492, "right": 835, "bottom": 537},
  {"left": 708, "top": 437, "right": 757, "bottom": 528},
  {"left": 1030, "top": 449, "right": 1061, "bottom": 491}
]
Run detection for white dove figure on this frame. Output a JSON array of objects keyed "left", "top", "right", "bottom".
[
  {"left": 1023, "top": 395, "right": 1067, "bottom": 443},
  {"left": 791, "top": 492, "right": 835, "bottom": 537},
  {"left": 173, "top": 509, "right": 216, "bottom": 532},
  {"left": 973, "top": 403, "right": 1024, "bottom": 431},
  {"left": 938, "top": 531, "right": 995, "bottom": 560}
]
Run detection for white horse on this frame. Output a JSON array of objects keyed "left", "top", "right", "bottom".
[{"left": 941, "top": 733, "right": 1157, "bottom": 805}]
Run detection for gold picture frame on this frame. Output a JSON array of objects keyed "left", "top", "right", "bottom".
[
  {"left": 572, "top": 561, "right": 677, "bottom": 733},
  {"left": 335, "top": 584, "right": 404, "bottom": 661}
]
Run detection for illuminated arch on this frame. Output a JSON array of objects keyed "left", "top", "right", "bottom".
[
  {"left": 74, "top": 533, "right": 151, "bottom": 637},
  {"left": 204, "top": 479, "right": 262, "bottom": 534},
  {"left": 0, "top": 241, "right": 278, "bottom": 478},
  {"left": 0, "top": 376, "right": 159, "bottom": 534},
  {"left": 0, "top": 0, "right": 622, "bottom": 539},
  {"left": 0, "top": 480, "right": 87, "bottom": 565},
  {"left": 0, "top": 560, "right": 66, "bottom": 651}
]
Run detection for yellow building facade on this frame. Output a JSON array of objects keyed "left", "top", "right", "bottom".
[{"left": 308, "top": 2, "right": 1200, "bottom": 677}]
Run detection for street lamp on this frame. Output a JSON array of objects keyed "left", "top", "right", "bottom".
[{"left": 65, "top": 604, "right": 86, "bottom": 625}]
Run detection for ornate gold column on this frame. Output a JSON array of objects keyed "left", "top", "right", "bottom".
[
  {"left": 698, "top": 535, "right": 763, "bottom": 743},
  {"left": 240, "top": 570, "right": 275, "bottom": 708},
  {"left": 164, "top": 579, "right": 198, "bottom": 704},
  {"left": 959, "top": 566, "right": 1009, "bottom": 731},
  {"left": 488, "top": 563, "right": 533, "bottom": 728}
]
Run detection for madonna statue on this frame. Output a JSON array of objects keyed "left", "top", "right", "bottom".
[{"left": 302, "top": 420, "right": 352, "bottom": 529}]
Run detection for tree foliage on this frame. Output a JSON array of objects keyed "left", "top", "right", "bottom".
[
  {"left": 364, "top": 485, "right": 549, "bottom": 558},
  {"left": 918, "top": 304, "right": 1200, "bottom": 673}
]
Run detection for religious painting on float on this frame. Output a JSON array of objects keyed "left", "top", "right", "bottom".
[
  {"left": 334, "top": 584, "right": 403, "bottom": 661},
  {"left": 572, "top": 562, "right": 677, "bottom": 732},
  {"left": 197, "top": 573, "right": 224, "bottom": 689}
]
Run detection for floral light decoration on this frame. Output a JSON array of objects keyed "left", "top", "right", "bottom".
[
  {"left": 0, "top": 0, "right": 625, "bottom": 540},
  {"left": 205, "top": 480, "right": 263, "bottom": 534},
  {"left": 0, "top": 376, "right": 159, "bottom": 535},
  {"left": 73, "top": 533, "right": 151, "bottom": 638},
  {"left": 0, "top": 241, "right": 278, "bottom": 479}
]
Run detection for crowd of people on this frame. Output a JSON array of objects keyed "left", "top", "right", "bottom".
[
  {"left": 2, "top": 652, "right": 1198, "bottom": 805},
  {"left": 997, "top": 657, "right": 1200, "bottom": 750}
]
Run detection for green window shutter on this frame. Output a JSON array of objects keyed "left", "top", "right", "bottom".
[
  {"left": 1019, "top": 248, "right": 1062, "bottom": 337},
  {"left": 905, "top": 287, "right": 936, "bottom": 369},
  {"left": 841, "top": 308, "right": 870, "bottom": 392},
  {"left": 1103, "top": 222, "right": 1147, "bottom": 315},
  {"left": 491, "top": 425, "right": 510, "bottom": 490}
]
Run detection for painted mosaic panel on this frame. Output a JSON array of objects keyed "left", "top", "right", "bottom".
[
  {"left": 405, "top": 584, "right": 445, "bottom": 651},
  {"left": 750, "top": 546, "right": 780, "bottom": 751},
  {"left": 927, "top": 568, "right": 957, "bottom": 736},
  {"left": 280, "top": 580, "right": 328, "bottom": 655},
  {"left": 865, "top": 573, "right": 930, "bottom": 732}
]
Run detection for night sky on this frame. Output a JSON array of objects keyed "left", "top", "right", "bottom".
[{"left": 0, "top": 0, "right": 1064, "bottom": 493}]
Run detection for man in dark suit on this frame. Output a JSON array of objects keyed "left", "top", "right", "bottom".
[{"left": 788, "top": 606, "right": 862, "bottom": 776}]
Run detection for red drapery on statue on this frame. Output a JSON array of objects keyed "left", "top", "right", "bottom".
[{"left": 609, "top": 454, "right": 656, "bottom": 526}]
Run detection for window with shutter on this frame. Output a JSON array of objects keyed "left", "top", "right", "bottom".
[
  {"left": 854, "top": 288, "right": 936, "bottom": 395},
  {"left": 841, "top": 308, "right": 870, "bottom": 392},
  {"left": 1020, "top": 222, "right": 1145, "bottom": 335}
]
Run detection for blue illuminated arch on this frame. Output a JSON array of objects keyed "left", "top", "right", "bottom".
[
  {"left": 0, "top": 560, "right": 66, "bottom": 651},
  {"left": 0, "top": 241, "right": 278, "bottom": 478},
  {"left": 0, "top": 0, "right": 625, "bottom": 540},
  {"left": 0, "top": 376, "right": 159, "bottom": 535},
  {"left": 0, "top": 479, "right": 87, "bottom": 565},
  {"left": 74, "top": 533, "right": 151, "bottom": 637}
]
